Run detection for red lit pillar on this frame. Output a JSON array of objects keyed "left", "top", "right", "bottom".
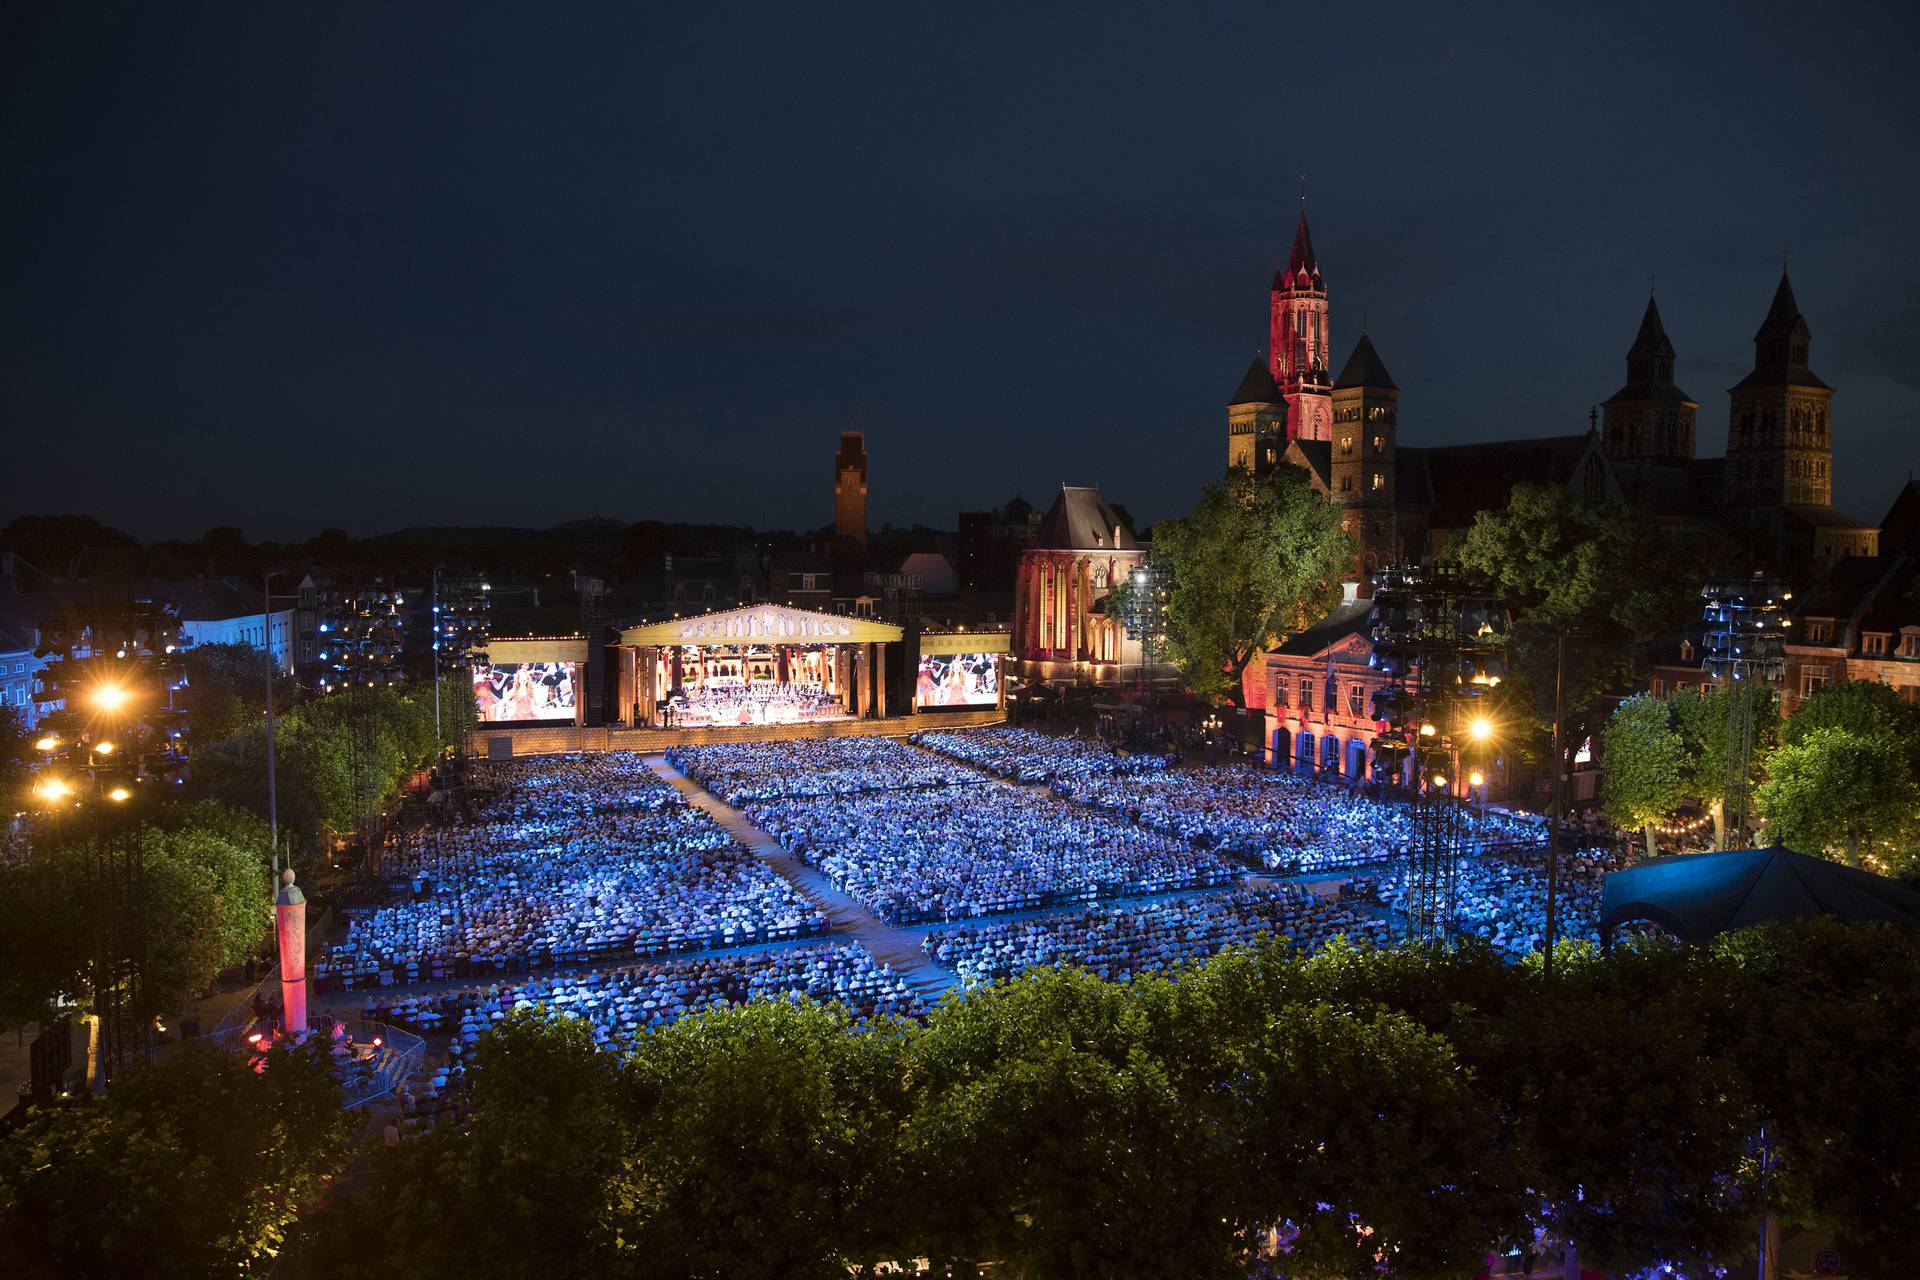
[{"left": 275, "top": 869, "right": 307, "bottom": 1035}]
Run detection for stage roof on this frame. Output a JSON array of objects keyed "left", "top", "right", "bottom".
[
  {"left": 621, "top": 604, "right": 903, "bottom": 648},
  {"left": 1599, "top": 844, "right": 1920, "bottom": 946}
]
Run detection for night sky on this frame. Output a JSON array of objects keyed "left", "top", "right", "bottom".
[{"left": 4, "top": 3, "right": 1917, "bottom": 543}]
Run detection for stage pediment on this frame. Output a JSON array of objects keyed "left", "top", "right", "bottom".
[{"left": 621, "top": 604, "right": 903, "bottom": 648}]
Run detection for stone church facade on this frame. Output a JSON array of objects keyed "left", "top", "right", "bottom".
[{"left": 1227, "top": 213, "right": 1879, "bottom": 582}]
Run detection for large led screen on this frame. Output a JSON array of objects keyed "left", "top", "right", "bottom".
[
  {"left": 474, "top": 661, "right": 579, "bottom": 723},
  {"left": 915, "top": 651, "right": 1001, "bottom": 709}
]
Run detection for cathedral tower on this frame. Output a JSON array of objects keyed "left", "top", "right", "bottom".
[
  {"left": 1601, "top": 292, "right": 1698, "bottom": 462},
  {"left": 834, "top": 430, "right": 869, "bottom": 547},
  {"left": 1269, "top": 210, "right": 1332, "bottom": 442},
  {"left": 1330, "top": 332, "right": 1398, "bottom": 574},
  {"left": 1226, "top": 357, "right": 1287, "bottom": 476},
  {"left": 1726, "top": 272, "right": 1832, "bottom": 510}
]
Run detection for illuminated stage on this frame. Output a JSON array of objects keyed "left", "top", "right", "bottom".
[{"left": 620, "top": 606, "right": 909, "bottom": 727}]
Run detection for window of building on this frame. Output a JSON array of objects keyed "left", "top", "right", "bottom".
[
  {"left": 1806, "top": 619, "right": 1832, "bottom": 643},
  {"left": 1901, "top": 634, "right": 1919, "bottom": 659},
  {"left": 1340, "top": 476, "right": 1354, "bottom": 493},
  {"left": 1650, "top": 678, "right": 1666, "bottom": 697},
  {"left": 1273, "top": 679, "right": 1288, "bottom": 708},
  {"left": 1347, "top": 683, "right": 1364, "bottom": 716},
  {"left": 1298, "top": 677, "right": 1314, "bottom": 713},
  {"left": 1801, "top": 664, "right": 1830, "bottom": 697},
  {"left": 1339, "top": 435, "right": 1354, "bottom": 457},
  {"left": 1369, "top": 472, "right": 1384, "bottom": 492},
  {"left": 1371, "top": 434, "right": 1385, "bottom": 454},
  {"left": 1863, "top": 632, "right": 1889, "bottom": 656}
]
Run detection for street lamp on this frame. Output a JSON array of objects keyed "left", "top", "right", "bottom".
[
  {"left": 33, "top": 776, "right": 73, "bottom": 805},
  {"left": 107, "top": 787, "right": 131, "bottom": 803},
  {"left": 91, "top": 682, "right": 130, "bottom": 713},
  {"left": 1467, "top": 715, "right": 1493, "bottom": 743}
]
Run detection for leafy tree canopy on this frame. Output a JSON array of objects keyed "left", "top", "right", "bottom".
[
  {"left": 1115, "top": 465, "right": 1352, "bottom": 707},
  {"left": 1449, "top": 483, "right": 1704, "bottom": 755},
  {"left": 1758, "top": 726, "right": 1918, "bottom": 868}
]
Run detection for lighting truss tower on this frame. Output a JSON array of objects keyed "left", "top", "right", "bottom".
[
  {"left": 1700, "top": 576, "right": 1786, "bottom": 849},
  {"left": 1121, "top": 560, "right": 1172, "bottom": 697},
  {"left": 1367, "top": 565, "right": 1510, "bottom": 942}
]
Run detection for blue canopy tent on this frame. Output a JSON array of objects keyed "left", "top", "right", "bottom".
[{"left": 1599, "top": 843, "right": 1920, "bottom": 948}]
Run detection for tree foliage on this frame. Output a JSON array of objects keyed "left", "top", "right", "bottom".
[
  {"left": 1448, "top": 483, "right": 1704, "bottom": 759},
  {"left": 1121, "top": 465, "right": 1352, "bottom": 707},
  {"left": 1601, "top": 694, "right": 1688, "bottom": 855},
  {"left": 0, "top": 802, "right": 272, "bottom": 1031},
  {"left": 1758, "top": 727, "right": 1918, "bottom": 867},
  {"left": 0, "top": 1041, "right": 355, "bottom": 1276},
  {"left": 298, "top": 922, "right": 1920, "bottom": 1277}
]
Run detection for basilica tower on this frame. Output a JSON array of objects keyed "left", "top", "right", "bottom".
[
  {"left": 1601, "top": 292, "right": 1698, "bottom": 462},
  {"left": 1269, "top": 210, "right": 1332, "bottom": 442},
  {"left": 1725, "top": 272, "right": 1832, "bottom": 510},
  {"left": 1226, "top": 357, "right": 1287, "bottom": 476},
  {"left": 1330, "top": 332, "right": 1399, "bottom": 574}
]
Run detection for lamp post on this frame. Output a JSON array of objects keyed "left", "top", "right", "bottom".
[{"left": 263, "top": 571, "right": 282, "bottom": 874}]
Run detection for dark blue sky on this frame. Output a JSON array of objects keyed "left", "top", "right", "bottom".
[{"left": 4, "top": 2, "right": 1916, "bottom": 541}]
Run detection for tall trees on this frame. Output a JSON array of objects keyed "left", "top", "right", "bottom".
[
  {"left": 1758, "top": 727, "right": 1917, "bottom": 867},
  {"left": 1449, "top": 483, "right": 1704, "bottom": 760},
  {"left": 1121, "top": 465, "right": 1352, "bottom": 706},
  {"left": 1601, "top": 694, "right": 1688, "bottom": 857},
  {"left": 280, "top": 924, "right": 1920, "bottom": 1278},
  {"left": 0, "top": 1041, "right": 354, "bottom": 1276}
]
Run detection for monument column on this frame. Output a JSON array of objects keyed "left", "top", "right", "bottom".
[{"left": 275, "top": 869, "right": 307, "bottom": 1035}]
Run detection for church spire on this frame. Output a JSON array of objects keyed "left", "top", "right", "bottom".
[
  {"left": 1748, "top": 269, "right": 1818, "bottom": 380},
  {"left": 1625, "top": 293, "right": 1677, "bottom": 384}
]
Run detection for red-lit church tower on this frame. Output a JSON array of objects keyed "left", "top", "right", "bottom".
[{"left": 1269, "top": 209, "right": 1332, "bottom": 442}]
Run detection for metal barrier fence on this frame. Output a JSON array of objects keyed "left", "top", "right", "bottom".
[
  {"left": 335, "top": 1019, "right": 425, "bottom": 1110},
  {"left": 194, "top": 973, "right": 423, "bottom": 1110}
]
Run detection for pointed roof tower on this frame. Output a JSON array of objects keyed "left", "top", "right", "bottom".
[
  {"left": 1334, "top": 332, "right": 1396, "bottom": 390},
  {"left": 1736, "top": 270, "right": 1827, "bottom": 390},
  {"left": 1272, "top": 210, "right": 1321, "bottom": 290},
  {"left": 1755, "top": 271, "right": 1809, "bottom": 343},
  {"left": 1229, "top": 356, "right": 1284, "bottom": 405}
]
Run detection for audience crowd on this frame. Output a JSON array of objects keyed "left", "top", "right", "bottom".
[
  {"left": 359, "top": 942, "right": 924, "bottom": 1049},
  {"left": 665, "top": 736, "right": 984, "bottom": 804},
  {"left": 908, "top": 726, "right": 1171, "bottom": 783},
  {"left": 1054, "top": 766, "right": 1546, "bottom": 873},
  {"left": 748, "top": 782, "right": 1241, "bottom": 924},
  {"left": 1344, "top": 844, "right": 1627, "bottom": 959},
  {"left": 923, "top": 883, "right": 1394, "bottom": 988},
  {"left": 318, "top": 762, "right": 824, "bottom": 991}
]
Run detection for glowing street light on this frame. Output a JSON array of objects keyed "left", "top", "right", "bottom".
[
  {"left": 1468, "top": 769, "right": 1486, "bottom": 788},
  {"left": 33, "top": 777, "right": 74, "bottom": 804},
  {"left": 91, "top": 683, "right": 130, "bottom": 713},
  {"left": 91, "top": 740, "right": 115, "bottom": 756},
  {"left": 108, "top": 787, "right": 132, "bottom": 803},
  {"left": 34, "top": 735, "right": 61, "bottom": 752},
  {"left": 1467, "top": 715, "right": 1494, "bottom": 743}
]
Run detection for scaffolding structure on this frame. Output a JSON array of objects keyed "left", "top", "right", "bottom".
[
  {"left": 1367, "top": 565, "right": 1510, "bottom": 942},
  {"left": 1700, "top": 576, "right": 1787, "bottom": 849}
]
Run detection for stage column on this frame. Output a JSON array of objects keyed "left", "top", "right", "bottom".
[
  {"left": 617, "top": 647, "right": 636, "bottom": 727},
  {"left": 875, "top": 644, "right": 888, "bottom": 718},
  {"left": 638, "top": 646, "right": 656, "bottom": 725}
]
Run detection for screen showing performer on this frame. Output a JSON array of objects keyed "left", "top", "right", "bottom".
[
  {"left": 473, "top": 661, "right": 579, "bottom": 723},
  {"left": 915, "top": 651, "right": 1001, "bottom": 709}
]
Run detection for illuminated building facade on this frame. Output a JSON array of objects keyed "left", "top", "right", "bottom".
[{"left": 1010, "top": 485, "right": 1149, "bottom": 684}]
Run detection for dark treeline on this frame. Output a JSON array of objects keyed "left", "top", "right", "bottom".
[{"left": 267, "top": 922, "right": 1920, "bottom": 1280}]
